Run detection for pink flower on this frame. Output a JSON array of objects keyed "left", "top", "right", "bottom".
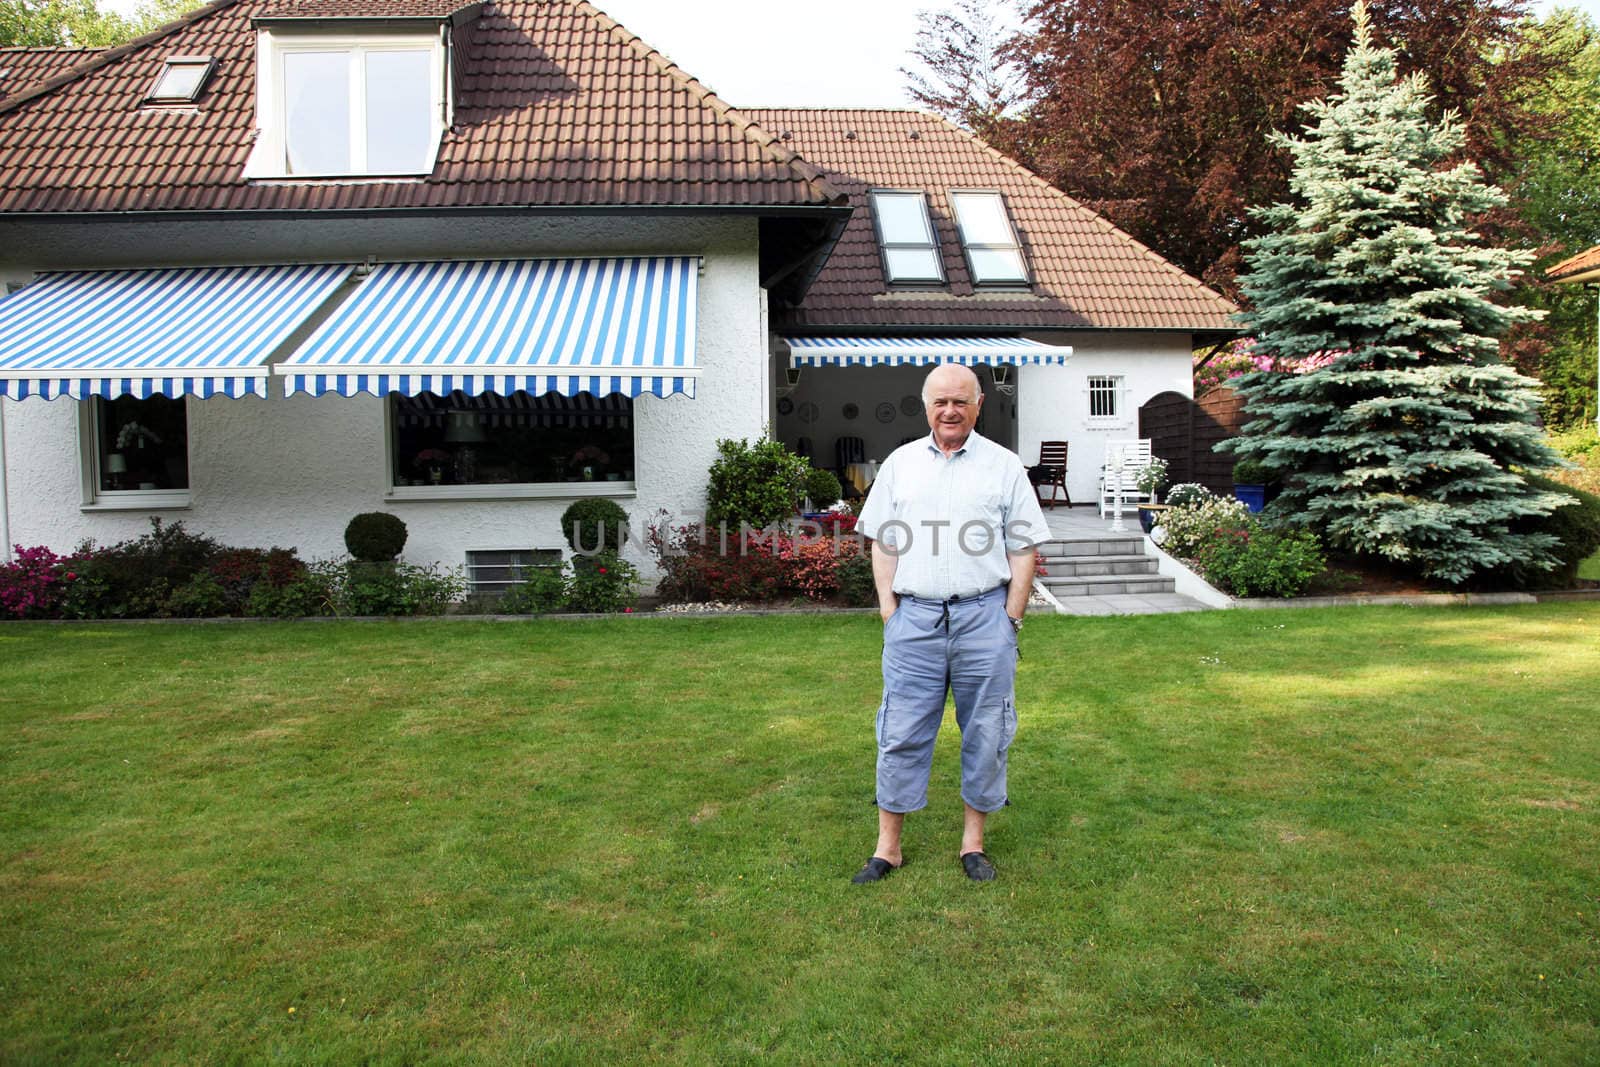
[{"left": 624, "top": 607, "right": 633, "bottom": 614}]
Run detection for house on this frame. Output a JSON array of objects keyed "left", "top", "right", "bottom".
[
  {"left": 0, "top": 0, "right": 1234, "bottom": 589},
  {"left": 745, "top": 108, "right": 1237, "bottom": 503},
  {"left": 1546, "top": 246, "right": 1600, "bottom": 434}
]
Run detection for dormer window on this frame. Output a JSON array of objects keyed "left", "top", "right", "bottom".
[
  {"left": 949, "top": 190, "right": 1029, "bottom": 285},
  {"left": 246, "top": 28, "right": 447, "bottom": 178},
  {"left": 145, "top": 56, "right": 215, "bottom": 104},
  {"left": 869, "top": 190, "right": 945, "bottom": 285}
]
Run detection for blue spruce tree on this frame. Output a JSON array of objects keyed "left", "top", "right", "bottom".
[{"left": 1229, "top": 0, "right": 1570, "bottom": 584}]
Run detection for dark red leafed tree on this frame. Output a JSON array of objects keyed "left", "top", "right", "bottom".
[{"left": 914, "top": 0, "right": 1555, "bottom": 298}]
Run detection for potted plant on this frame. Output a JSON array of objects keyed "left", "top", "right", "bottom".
[
  {"left": 1135, "top": 456, "right": 1169, "bottom": 504},
  {"left": 1134, "top": 457, "right": 1170, "bottom": 532},
  {"left": 1233, "top": 459, "right": 1273, "bottom": 513}
]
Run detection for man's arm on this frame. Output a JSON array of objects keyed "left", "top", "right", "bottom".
[
  {"left": 871, "top": 539, "right": 899, "bottom": 622},
  {"left": 1005, "top": 547, "right": 1035, "bottom": 622}
]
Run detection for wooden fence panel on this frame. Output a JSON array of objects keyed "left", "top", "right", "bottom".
[{"left": 1138, "top": 387, "right": 1248, "bottom": 495}]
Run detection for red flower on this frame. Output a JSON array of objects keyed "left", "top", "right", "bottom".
[
  {"left": 624, "top": 607, "right": 634, "bottom": 614},
  {"left": 597, "top": 566, "right": 608, "bottom": 575}
]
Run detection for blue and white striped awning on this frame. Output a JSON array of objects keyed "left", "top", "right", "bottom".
[
  {"left": 784, "top": 336, "right": 1071, "bottom": 367},
  {"left": 277, "top": 257, "right": 699, "bottom": 398},
  {"left": 0, "top": 264, "right": 354, "bottom": 400}
]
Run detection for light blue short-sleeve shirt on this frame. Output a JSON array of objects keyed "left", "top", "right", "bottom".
[{"left": 856, "top": 431, "right": 1051, "bottom": 600}]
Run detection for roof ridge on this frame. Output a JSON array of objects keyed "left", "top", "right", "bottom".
[
  {"left": 931, "top": 114, "right": 1237, "bottom": 314},
  {"left": 0, "top": 0, "right": 242, "bottom": 116},
  {"left": 577, "top": 0, "right": 841, "bottom": 205}
]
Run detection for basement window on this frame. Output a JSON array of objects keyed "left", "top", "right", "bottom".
[{"left": 145, "top": 56, "right": 216, "bottom": 103}]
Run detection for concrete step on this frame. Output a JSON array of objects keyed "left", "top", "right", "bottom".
[
  {"left": 1040, "top": 573, "right": 1176, "bottom": 597},
  {"left": 1038, "top": 536, "right": 1147, "bottom": 559},
  {"left": 1041, "top": 554, "right": 1158, "bottom": 578}
]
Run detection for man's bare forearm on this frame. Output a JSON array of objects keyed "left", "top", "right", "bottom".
[
  {"left": 1006, "top": 548, "right": 1035, "bottom": 620},
  {"left": 871, "top": 540, "right": 899, "bottom": 621}
]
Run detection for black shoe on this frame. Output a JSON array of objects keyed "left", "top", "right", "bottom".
[
  {"left": 851, "top": 857, "right": 900, "bottom": 884},
  {"left": 961, "top": 851, "right": 997, "bottom": 882}
]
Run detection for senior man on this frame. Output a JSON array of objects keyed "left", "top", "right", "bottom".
[{"left": 851, "top": 363, "right": 1050, "bottom": 884}]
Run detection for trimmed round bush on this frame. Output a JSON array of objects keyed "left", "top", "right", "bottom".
[
  {"left": 561, "top": 497, "right": 629, "bottom": 554},
  {"left": 344, "top": 512, "right": 408, "bottom": 562},
  {"left": 705, "top": 437, "right": 809, "bottom": 530},
  {"left": 804, "top": 467, "right": 843, "bottom": 510}
]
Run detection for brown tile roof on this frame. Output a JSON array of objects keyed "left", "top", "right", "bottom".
[
  {"left": 0, "top": 0, "right": 839, "bottom": 214},
  {"left": 745, "top": 108, "right": 1238, "bottom": 334},
  {"left": 0, "top": 48, "right": 103, "bottom": 103},
  {"left": 256, "top": 0, "right": 475, "bottom": 17},
  {"left": 1547, "top": 244, "right": 1600, "bottom": 283}
]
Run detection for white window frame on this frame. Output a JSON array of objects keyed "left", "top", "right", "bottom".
[
  {"left": 245, "top": 27, "right": 449, "bottom": 179},
  {"left": 1086, "top": 375, "right": 1125, "bottom": 422},
  {"left": 380, "top": 397, "right": 639, "bottom": 504},
  {"left": 949, "top": 189, "right": 1030, "bottom": 286},
  {"left": 869, "top": 189, "right": 946, "bottom": 286},
  {"left": 77, "top": 398, "right": 193, "bottom": 512}
]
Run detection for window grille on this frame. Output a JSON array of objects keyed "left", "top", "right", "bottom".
[
  {"left": 465, "top": 549, "right": 562, "bottom": 594},
  {"left": 1088, "top": 376, "right": 1122, "bottom": 419}
]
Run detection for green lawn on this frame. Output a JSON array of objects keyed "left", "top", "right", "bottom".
[{"left": 3, "top": 607, "right": 1598, "bottom": 1064}]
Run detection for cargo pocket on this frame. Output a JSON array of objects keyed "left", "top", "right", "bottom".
[
  {"left": 875, "top": 699, "right": 889, "bottom": 749},
  {"left": 1000, "top": 697, "right": 1017, "bottom": 753}
]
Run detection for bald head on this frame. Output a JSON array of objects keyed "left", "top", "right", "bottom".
[{"left": 921, "top": 363, "right": 981, "bottom": 406}]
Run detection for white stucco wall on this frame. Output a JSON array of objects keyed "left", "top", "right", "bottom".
[
  {"left": 0, "top": 215, "right": 766, "bottom": 577},
  {"left": 1016, "top": 331, "right": 1195, "bottom": 504}
]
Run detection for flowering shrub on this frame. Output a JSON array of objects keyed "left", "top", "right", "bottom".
[
  {"left": 0, "top": 545, "right": 76, "bottom": 619},
  {"left": 567, "top": 553, "right": 638, "bottom": 613},
  {"left": 1158, "top": 496, "right": 1324, "bottom": 598},
  {"left": 1164, "top": 483, "right": 1214, "bottom": 509},
  {"left": 1159, "top": 496, "right": 1252, "bottom": 559},
  {"left": 1194, "top": 337, "right": 1336, "bottom": 395}
]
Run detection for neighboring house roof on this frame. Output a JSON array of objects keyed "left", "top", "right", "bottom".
[
  {"left": 0, "top": 0, "right": 839, "bottom": 214},
  {"left": 745, "top": 108, "right": 1238, "bottom": 334},
  {"left": 0, "top": 48, "right": 103, "bottom": 102},
  {"left": 1547, "top": 244, "right": 1600, "bottom": 284}
]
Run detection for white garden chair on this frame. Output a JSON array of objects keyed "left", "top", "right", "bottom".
[{"left": 1097, "top": 438, "right": 1155, "bottom": 518}]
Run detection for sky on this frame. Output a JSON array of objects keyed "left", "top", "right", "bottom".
[{"left": 99, "top": 0, "right": 1600, "bottom": 110}]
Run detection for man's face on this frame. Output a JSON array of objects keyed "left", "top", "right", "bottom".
[{"left": 924, "top": 367, "right": 982, "bottom": 451}]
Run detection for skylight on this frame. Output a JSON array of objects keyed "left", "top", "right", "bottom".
[
  {"left": 870, "top": 190, "right": 944, "bottom": 285},
  {"left": 949, "top": 190, "right": 1029, "bottom": 285},
  {"left": 146, "top": 57, "right": 215, "bottom": 104}
]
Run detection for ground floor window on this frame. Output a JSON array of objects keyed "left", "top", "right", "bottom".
[
  {"left": 1088, "top": 375, "right": 1123, "bottom": 419},
  {"left": 390, "top": 391, "right": 635, "bottom": 487},
  {"left": 94, "top": 395, "right": 189, "bottom": 492}
]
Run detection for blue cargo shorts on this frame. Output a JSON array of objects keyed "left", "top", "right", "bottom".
[{"left": 875, "top": 584, "right": 1018, "bottom": 814}]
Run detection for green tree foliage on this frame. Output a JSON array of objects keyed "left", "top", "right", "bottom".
[
  {"left": 2, "top": 0, "right": 199, "bottom": 48},
  {"left": 1503, "top": 7, "right": 1600, "bottom": 428},
  {"left": 1229, "top": 1, "right": 1570, "bottom": 585}
]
